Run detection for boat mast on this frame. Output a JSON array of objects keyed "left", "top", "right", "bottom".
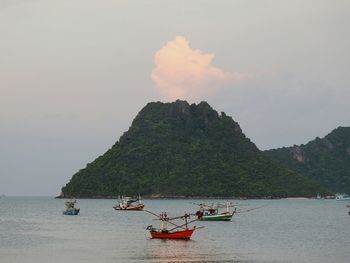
[
  {"left": 184, "top": 213, "right": 189, "bottom": 230},
  {"left": 138, "top": 193, "right": 142, "bottom": 204},
  {"left": 160, "top": 212, "right": 168, "bottom": 232}
]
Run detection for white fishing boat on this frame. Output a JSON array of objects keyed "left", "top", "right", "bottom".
[
  {"left": 113, "top": 195, "right": 144, "bottom": 210},
  {"left": 315, "top": 193, "right": 325, "bottom": 200},
  {"left": 335, "top": 193, "right": 350, "bottom": 201},
  {"left": 194, "top": 202, "right": 236, "bottom": 221}
]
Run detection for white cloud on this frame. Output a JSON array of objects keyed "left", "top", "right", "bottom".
[{"left": 151, "top": 36, "right": 246, "bottom": 101}]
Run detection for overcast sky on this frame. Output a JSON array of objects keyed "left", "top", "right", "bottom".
[{"left": 1, "top": 0, "right": 349, "bottom": 195}]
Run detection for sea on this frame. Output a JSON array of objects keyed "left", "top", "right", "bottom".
[{"left": 0, "top": 197, "right": 349, "bottom": 263}]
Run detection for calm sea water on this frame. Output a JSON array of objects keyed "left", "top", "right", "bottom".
[{"left": 0, "top": 197, "right": 349, "bottom": 263}]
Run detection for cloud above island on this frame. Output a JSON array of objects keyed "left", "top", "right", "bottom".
[{"left": 151, "top": 36, "right": 247, "bottom": 101}]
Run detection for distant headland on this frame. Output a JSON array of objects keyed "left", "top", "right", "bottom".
[{"left": 59, "top": 100, "right": 334, "bottom": 199}]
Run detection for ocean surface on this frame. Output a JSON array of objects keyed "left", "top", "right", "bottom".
[{"left": 0, "top": 197, "right": 349, "bottom": 263}]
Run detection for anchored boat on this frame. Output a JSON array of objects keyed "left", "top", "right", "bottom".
[
  {"left": 335, "top": 193, "right": 350, "bottom": 201},
  {"left": 145, "top": 210, "right": 200, "bottom": 239},
  {"left": 63, "top": 200, "right": 80, "bottom": 215},
  {"left": 113, "top": 195, "right": 144, "bottom": 210},
  {"left": 194, "top": 202, "right": 236, "bottom": 221}
]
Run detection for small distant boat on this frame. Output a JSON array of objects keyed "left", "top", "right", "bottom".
[
  {"left": 63, "top": 200, "right": 80, "bottom": 215},
  {"left": 194, "top": 202, "right": 236, "bottom": 221},
  {"left": 113, "top": 195, "right": 144, "bottom": 210},
  {"left": 346, "top": 203, "right": 350, "bottom": 208},
  {"left": 335, "top": 193, "right": 350, "bottom": 201},
  {"left": 145, "top": 211, "right": 199, "bottom": 240},
  {"left": 316, "top": 193, "right": 325, "bottom": 200}
]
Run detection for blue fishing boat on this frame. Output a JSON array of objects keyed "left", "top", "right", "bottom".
[{"left": 63, "top": 200, "right": 80, "bottom": 215}]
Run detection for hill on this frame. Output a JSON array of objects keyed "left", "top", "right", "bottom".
[
  {"left": 265, "top": 127, "right": 350, "bottom": 193},
  {"left": 60, "top": 100, "right": 326, "bottom": 198}
]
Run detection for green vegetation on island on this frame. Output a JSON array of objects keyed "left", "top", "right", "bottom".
[
  {"left": 60, "top": 100, "right": 326, "bottom": 198},
  {"left": 265, "top": 127, "right": 350, "bottom": 194}
]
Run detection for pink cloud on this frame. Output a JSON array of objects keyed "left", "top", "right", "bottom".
[{"left": 151, "top": 36, "right": 246, "bottom": 101}]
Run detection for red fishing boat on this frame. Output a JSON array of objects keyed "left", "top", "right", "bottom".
[
  {"left": 145, "top": 211, "right": 201, "bottom": 240},
  {"left": 149, "top": 226, "right": 196, "bottom": 239}
]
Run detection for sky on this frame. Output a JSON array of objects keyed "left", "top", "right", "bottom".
[{"left": 1, "top": 0, "right": 349, "bottom": 195}]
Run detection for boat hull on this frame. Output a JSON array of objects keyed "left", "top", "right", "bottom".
[
  {"left": 150, "top": 228, "right": 195, "bottom": 239},
  {"left": 114, "top": 204, "right": 145, "bottom": 210},
  {"left": 200, "top": 212, "right": 234, "bottom": 221},
  {"left": 336, "top": 197, "right": 350, "bottom": 201},
  {"left": 63, "top": 208, "right": 80, "bottom": 215}
]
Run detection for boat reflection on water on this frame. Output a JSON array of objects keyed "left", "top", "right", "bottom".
[
  {"left": 140, "top": 239, "right": 243, "bottom": 263},
  {"left": 141, "top": 239, "right": 231, "bottom": 263}
]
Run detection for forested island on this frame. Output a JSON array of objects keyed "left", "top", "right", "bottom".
[
  {"left": 265, "top": 127, "right": 350, "bottom": 194},
  {"left": 59, "top": 100, "right": 328, "bottom": 198}
]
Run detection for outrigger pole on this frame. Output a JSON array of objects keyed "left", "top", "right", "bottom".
[
  {"left": 167, "top": 218, "right": 198, "bottom": 232},
  {"left": 235, "top": 204, "right": 268, "bottom": 213},
  {"left": 144, "top": 210, "right": 188, "bottom": 230}
]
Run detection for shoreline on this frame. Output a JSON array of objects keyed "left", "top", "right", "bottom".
[
  {"left": 56, "top": 195, "right": 247, "bottom": 200},
  {"left": 55, "top": 195, "right": 328, "bottom": 200}
]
